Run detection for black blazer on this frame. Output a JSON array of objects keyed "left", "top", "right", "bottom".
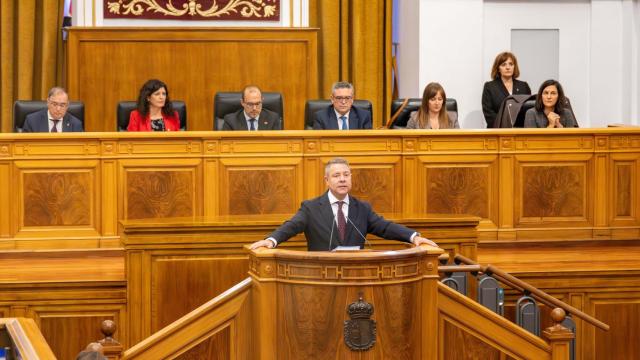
[
  {"left": 268, "top": 192, "right": 415, "bottom": 251},
  {"left": 313, "top": 106, "right": 372, "bottom": 130},
  {"left": 222, "top": 108, "right": 281, "bottom": 130},
  {"left": 22, "top": 109, "right": 83, "bottom": 133},
  {"left": 482, "top": 78, "right": 531, "bottom": 128}
]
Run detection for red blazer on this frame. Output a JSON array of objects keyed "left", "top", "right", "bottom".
[{"left": 127, "top": 109, "right": 180, "bottom": 131}]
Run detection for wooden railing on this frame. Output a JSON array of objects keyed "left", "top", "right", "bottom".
[
  {"left": 437, "top": 254, "right": 609, "bottom": 360},
  {"left": 0, "top": 318, "right": 56, "bottom": 359}
]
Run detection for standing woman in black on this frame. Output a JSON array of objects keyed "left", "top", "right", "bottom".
[{"left": 482, "top": 52, "right": 531, "bottom": 128}]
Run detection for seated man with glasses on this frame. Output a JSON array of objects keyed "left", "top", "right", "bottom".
[
  {"left": 313, "top": 81, "right": 372, "bottom": 130},
  {"left": 23, "top": 87, "right": 83, "bottom": 133},
  {"left": 222, "top": 85, "right": 282, "bottom": 131}
]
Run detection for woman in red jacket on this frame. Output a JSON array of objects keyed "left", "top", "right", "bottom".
[{"left": 127, "top": 79, "right": 180, "bottom": 131}]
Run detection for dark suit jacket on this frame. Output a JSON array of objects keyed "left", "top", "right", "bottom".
[
  {"left": 22, "top": 109, "right": 83, "bottom": 133},
  {"left": 222, "top": 108, "right": 281, "bottom": 130},
  {"left": 482, "top": 78, "right": 531, "bottom": 128},
  {"left": 268, "top": 192, "right": 415, "bottom": 251},
  {"left": 313, "top": 106, "right": 372, "bottom": 130}
]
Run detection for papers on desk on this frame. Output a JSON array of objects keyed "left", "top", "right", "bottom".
[{"left": 332, "top": 246, "right": 361, "bottom": 251}]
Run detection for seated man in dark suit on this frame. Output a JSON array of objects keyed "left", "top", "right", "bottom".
[
  {"left": 250, "top": 157, "right": 438, "bottom": 251},
  {"left": 313, "top": 81, "right": 372, "bottom": 130},
  {"left": 222, "top": 85, "right": 281, "bottom": 131},
  {"left": 23, "top": 87, "right": 83, "bottom": 133}
]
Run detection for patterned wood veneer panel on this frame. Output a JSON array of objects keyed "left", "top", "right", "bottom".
[
  {"left": 522, "top": 166, "right": 584, "bottom": 218},
  {"left": 227, "top": 169, "right": 294, "bottom": 215},
  {"left": 39, "top": 313, "right": 117, "bottom": 360},
  {"left": 594, "top": 302, "right": 640, "bottom": 360},
  {"left": 277, "top": 285, "right": 346, "bottom": 359},
  {"left": 426, "top": 167, "right": 489, "bottom": 218},
  {"left": 351, "top": 167, "right": 395, "bottom": 213},
  {"left": 176, "top": 326, "right": 230, "bottom": 360},
  {"left": 615, "top": 164, "right": 632, "bottom": 217},
  {"left": 442, "top": 320, "right": 502, "bottom": 360},
  {"left": 372, "top": 283, "right": 420, "bottom": 358},
  {"left": 23, "top": 172, "right": 91, "bottom": 226},
  {"left": 151, "top": 256, "right": 249, "bottom": 332},
  {"left": 126, "top": 170, "right": 193, "bottom": 219}
]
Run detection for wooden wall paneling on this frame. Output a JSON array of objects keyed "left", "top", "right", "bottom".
[
  {"left": 417, "top": 154, "right": 499, "bottom": 234},
  {"left": 118, "top": 158, "right": 203, "bottom": 221},
  {"left": 149, "top": 252, "right": 249, "bottom": 333},
  {"left": 609, "top": 153, "right": 639, "bottom": 231},
  {"left": 344, "top": 155, "right": 402, "bottom": 215},
  {"left": 127, "top": 249, "right": 149, "bottom": 345},
  {"left": 0, "top": 159, "right": 12, "bottom": 246},
  {"left": 29, "top": 304, "right": 126, "bottom": 360},
  {"left": 569, "top": 293, "right": 586, "bottom": 360},
  {"left": 66, "top": 28, "right": 319, "bottom": 131},
  {"left": 217, "top": 156, "right": 304, "bottom": 216},
  {"left": 13, "top": 159, "right": 101, "bottom": 248},
  {"left": 174, "top": 325, "right": 231, "bottom": 360},
  {"left": 498, "top": 137, "right": 516, "bottom": 241},
  {"left": 402, "top": 138, "right": 419, "bottom": 215},
  {"left": 203, "top": 138, "right": 220, "bottom": 217},
  {"left": 101, "top": 157, "right": 119, "bottom": 247},
  {"left": 514, "top": 153, "right": 595, "bottom": 240},
  {"left": 586, "top": 292, "right": 640, "bottom": 360}
]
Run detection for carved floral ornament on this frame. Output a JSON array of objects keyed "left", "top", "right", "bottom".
[{"left": 105, "top": 0, "right": 279, "bottom": 20}]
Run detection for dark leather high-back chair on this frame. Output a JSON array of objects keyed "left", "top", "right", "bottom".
[
  {"left": 304, "top": 100, "right": 373, "bottom": 129},
  {"left": 515, "top": 98, "right": 537, "bottom": 128},
  {"left": 388, "top": 98, "right": 457, "bottom": 129},
  {"left": 13, "top": 100, "right": 85, "bottom": 132},
  {"left": 213, "top": 92, "right": 284, "bottom": 130},
  {"left": 117, "top": 101, "right": 187, "bottom": 131}
]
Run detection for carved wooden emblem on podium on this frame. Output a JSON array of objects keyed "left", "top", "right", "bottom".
[{"left": 344, "top": 295, "right": 376, "bottom": 351}]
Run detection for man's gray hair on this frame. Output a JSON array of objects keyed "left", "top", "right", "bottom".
[
  {"left": 48, "top": 87, "right": 68, "bottom": 98},
  {"left": 324, "top": 157, "right": 350, "bottom": 177},
  {"left": 331, "top": 81, "right": 354, "bottom": 96}
]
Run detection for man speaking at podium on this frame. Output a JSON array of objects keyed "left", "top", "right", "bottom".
[{"left": 250, "top": 158, "right": 438, "bottom": 251}]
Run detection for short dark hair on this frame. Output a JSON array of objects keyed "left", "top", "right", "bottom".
[
  {"left": 136, "top": 79, "right": 174, "bottom": 117},
  {"left": 534, "top": 79, "right": 568, "bottom": 113},
  {"left": 490, "top": 52, "right": 521, "bottom": 80}
]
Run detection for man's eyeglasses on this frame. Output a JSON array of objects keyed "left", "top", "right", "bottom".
[
  {"left": 333, "top": 96, "right": 353, "bottom": 102},
  {"left": 244, "top": 102, "right": 262, "bottom": 108},
  {"left": 48, "top": 100, "right": 68, "bottom": 109}
]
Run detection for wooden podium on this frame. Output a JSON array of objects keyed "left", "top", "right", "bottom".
[{"left": 248, "top": 245, "right": 444, "bottom": 359}]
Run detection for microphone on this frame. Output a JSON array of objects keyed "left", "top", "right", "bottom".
[
  {"left": 328, "top": 213, "right": 336, "bottom": 251},
  {"left": 346, "top": 216, "right": 372, "bottom": 249}
]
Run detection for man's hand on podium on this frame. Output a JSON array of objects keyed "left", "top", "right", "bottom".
[
  {"left": 250, "top": 239, "right": 275, "bottom": 250},
  {"left": 412, "top": 236, "right": 439, "bottom": 248}
]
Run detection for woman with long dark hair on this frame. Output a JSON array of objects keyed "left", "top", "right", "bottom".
[
  {"left": 127, "top": 79, "right": 180, "bottom": 131},
  {"left": 524, "top": 79, "right": 578, "bottom": 128}
]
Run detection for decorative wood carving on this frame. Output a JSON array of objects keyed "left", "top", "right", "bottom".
[
  {"left": 351, "top": 168, "right": 394, "bottom": 213},
  {"left": 426, "top": 167, "right": 488, "bottom": 218},
  {"left": 522, "top": 166, "right": 584, "bottom": 218},
  {"left": 23, "top": 172, "right": 91, "bottom": 226},
  {"left": 227, "top": 169, "right": 294, "bottom": 215},
  {"left": 615, "top": 164, "right": 632, "bottom": 217},
  {"left": 175, "top": 326, "right": 230, "bottom": 360},
  {"left": 126, "top": 171, "right": 193, "bottom": 219},
  {"left": 274, "top": 261, "right": 421, "bottom": 283}
]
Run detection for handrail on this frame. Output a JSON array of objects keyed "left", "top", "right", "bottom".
[
  {"left": 438, "top": 264, "right": 482, "bottom": 273},
  {"left": 454, "top": 254, "right": 610, "bottom": 331}
]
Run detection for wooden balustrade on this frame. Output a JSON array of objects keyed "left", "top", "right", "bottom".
[{"left": 453, "top": 254, "right": 610, "bottom": 332}]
